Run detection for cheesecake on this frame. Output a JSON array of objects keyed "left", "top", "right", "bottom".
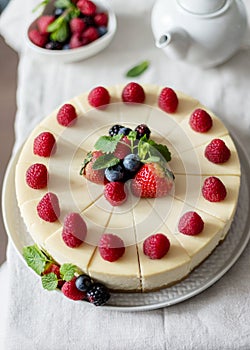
[{"left": 15, "top": 83, "right": 241, "bottom": 292}]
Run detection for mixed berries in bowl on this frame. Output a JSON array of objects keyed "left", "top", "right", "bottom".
[{"left": 26, "top": 0, "right": 117, "bottom": 62}]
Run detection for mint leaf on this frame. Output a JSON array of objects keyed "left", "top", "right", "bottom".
[
  {"left": 126, "top": 61, "right": 150, "bottom": 77},
  {"left": 23, "top": 245, "right": 47, "bottom": 275},
  {"left": 32, "top": 0, "right": 50, "bottom": 13},
  {"left": 92, "top": 154, "right": 120, "bottom": 170},
  {"left": 50, "top": 20, "right": 69, "bottom": 42},
  {"left": 143, "top": 156, "right": 160, "bottom": 163},
  {"left": 47, "top": 16, "right": 64, "bottom": 32},
  {"left": 80, "top": 151, "right": 92, "bottom": 175},
  {"left": 127, "top": 131, "right": 137, "bottom": 142},
  {"left": 148, "top": 140, "right": 171, "bottom": 162},
  {"left": 94, "top": 135, "right": 122, "bottom": 154},
  {"left": 138, "top": 140, "right": 150, "bottom": 160},
  {"left": 41, "top": 273, "right": 58, "bottom": 291},
  {"left": 55, "top": 0, "right": 71, "bottom": 8},
  {"left": 60, "top": 263, "right": 77, "bottom": 281}
]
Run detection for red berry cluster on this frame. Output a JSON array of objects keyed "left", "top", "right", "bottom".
[{"left": 28, "top": 0, "right": 108, "bottom": 50}]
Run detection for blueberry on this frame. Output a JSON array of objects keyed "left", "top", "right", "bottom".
[
  {"left": 62, "top": 43, "right": 70, "bottom": 50},
  {"left": 118, "top": 127, "right": 132, "bottom": 136},
  {"left": 105, "top": 163, "right": 125, "bottom": 182},
  {"left": 54, "top": 7, "right": 64, "bottom": 17},
  {"left": 123, "top": 154, "right": 141, "bottom": 172},
  {"left": 75, "top": 274, "right": 93, "bottom": 292},
  {"left": 98, "top": 26, "right": 108, "bottom": 37}
]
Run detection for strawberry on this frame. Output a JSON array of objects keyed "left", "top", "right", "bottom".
[
  {"left": 81, "top": 151, "right": 106, "bottom": 184},
  {"left": 131, "top": 163, "right": 174, "bottom": 198}
]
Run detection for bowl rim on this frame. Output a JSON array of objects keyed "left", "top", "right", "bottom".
[{"left": 26, "top": 0, "right": 117, "bottom": 57}]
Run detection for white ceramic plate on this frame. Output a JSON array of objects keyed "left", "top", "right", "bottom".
[
  {"left": 26, "top": 0, "right": 117, "bottom": 63},
  {"left": 2, "top": 136, "right": 250, "bottom": 311}
]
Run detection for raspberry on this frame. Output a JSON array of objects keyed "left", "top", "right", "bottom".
[
  {"left": 69, "top": 17, "right": 86, "bottom": 34},
  {"left": 26, "top": 163, "right": 48, "bottom": 189},
  {"left": 37, "top": 15, "right": 55, "bottom": 34},
  {"left": 122, "top": 82, "right": 145, "bottom": 104},
  {"left": 178, "top": 211, "right": 204, "bottom": 236},
  {"left": 28, "top": 29, "right": 48, "bottom": 48},
  {"left": 134, "top": 124, "right": 151, "bottom": 139},
  {"left": 43, "top": 263, "right": 64, "bottom": 288},
  {"left": 69, "top": 33, "right": 89, "bottom": 48},
  {"left": 33, "top": 132, "right": 56, "bottom": 157},
  {"left": 37, "top": 192, "right": 60, "bottom": 222},
  {"left": 158, "top": 87, "right": 179, "bottom": 113},
  {"left": 57, "top": 103, "right": 77, "bottom": 126},
  {"left": 88, "top": 86, "right": 110, "bottom": 108},
  {"left": 99, "top": 233, "right": 125, "bottom": 262},
  {"left": 62, "top": 277, "right": 86, "bottom": 301},
  {"left": 189, "top": 108, "right": 213, "bottom": 133},
  {"left": 202, "top": 176, "right": 227, "bottom": 202},
  {"left": 77, "top": 0, "right": 97, "bottom": 16},
  {"left": 143, "top": 233, "right": 170, "bottom": 259},
  {"left": 113, "top": 141, "right": 130, "bottom": 159},
  {"left": 94, "top": 12, "right": 108, "bottom": 27},
  {"left": 82, "top": 26, "right": 99, "bottom": 42},
  {"left": 62, "top": 213, "right": 87, "bottom": 248},
  {"left": 205, "top": 138, "right": 231, "bottom": 164},
  {"left": 104, "top": 182, "right": 127, "bottom": 206},
  {"left": 87, "top": 282, "right": 110, "bottom": 306}
]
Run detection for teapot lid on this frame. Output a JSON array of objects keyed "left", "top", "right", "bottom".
[{"left": 177, "top": 0, "right": 227, "bottom": 14}]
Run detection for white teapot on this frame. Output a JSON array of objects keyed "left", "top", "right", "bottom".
[{"left": 151, "top": 0, "right": 248, "bottom": 68}]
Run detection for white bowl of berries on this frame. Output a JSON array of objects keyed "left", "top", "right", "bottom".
[{"left": 26, "top": 0, "right": 117, "bottom": 63}]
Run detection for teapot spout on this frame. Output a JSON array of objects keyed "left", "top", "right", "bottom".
[{"left": 155, "top": 28, "right": 190, "bottom": 60}]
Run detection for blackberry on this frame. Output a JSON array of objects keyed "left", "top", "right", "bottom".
[
  {"left": 87, "top": 283, "right": 110, "bottom": 306},
  {"left": 135, "top": 124, "right": 151, "bottom": 139},
  {"left": 45, "top": 41, "right": 63, "bottom": 50},
  {"left": 82, "top": 15, "right": 96, "bottom": 27},
  {"left": 75, "top": 274, "right": 93, "bottom": 292},
  {"left": 108, "top": 124, "right": 124, "bottom": 137}
]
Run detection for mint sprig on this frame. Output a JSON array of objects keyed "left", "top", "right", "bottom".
[
  {"left": 147, "top": 140, "right": 171, "bottom": 162},
  {"left": 94, "top": 135, "right": 122, "bottom": 154},
  {"left": 92, "top": 153, "right": 120, "bottom": 170},
  {"left": 23, "top": 245, "right": 48, "bottom": 275},
  {"left": 42, "top": 273, "right": 59, "bottom": 291},
  {"left": 60, "top": 263, "right": 78, "bottom": 281},
  {"left": 23, "top": 245, "right": 80, "bottom": 292}
]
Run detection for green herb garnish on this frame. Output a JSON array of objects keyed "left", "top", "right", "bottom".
[{"left": 126, "top": 61, "right": 150, "bottom": 78}]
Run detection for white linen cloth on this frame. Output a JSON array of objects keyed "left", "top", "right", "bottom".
[{"left": 1, "top": 0, "right": 250, "bottom": 349}]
